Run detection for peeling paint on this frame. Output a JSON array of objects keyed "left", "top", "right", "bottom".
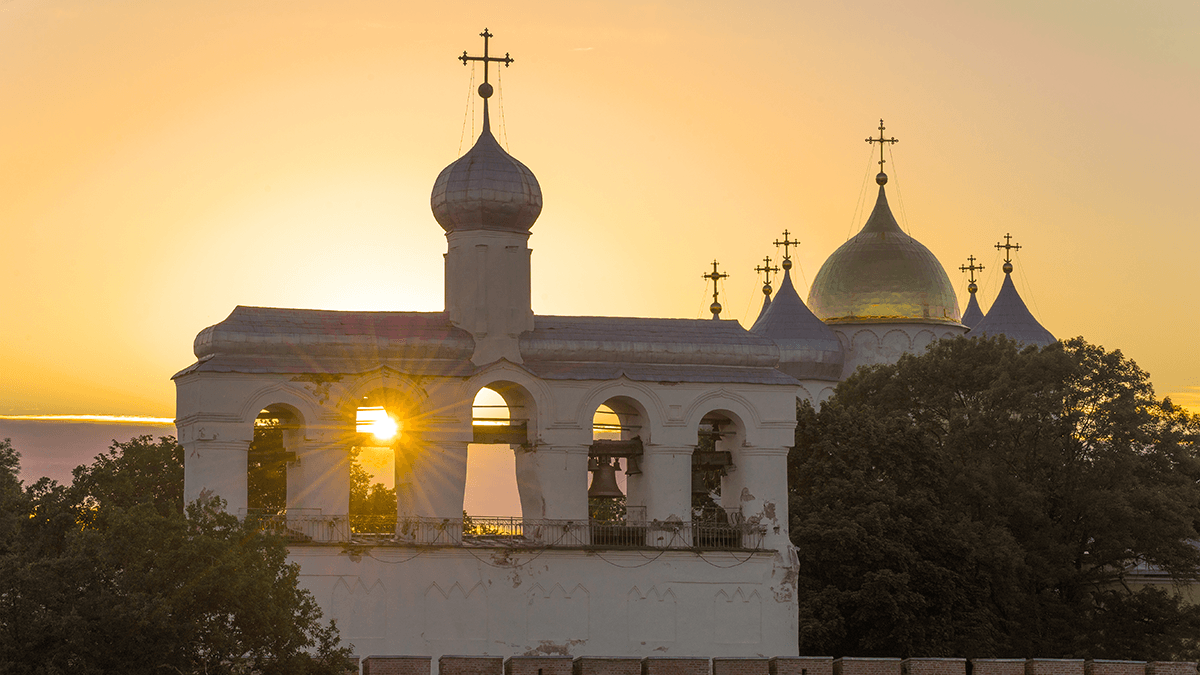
[
  {"left": 763, "top": 500, "right": 776, "bottom": 521},
  {"left": 522, "top": 639, "right": 586, "bottom": 656}
]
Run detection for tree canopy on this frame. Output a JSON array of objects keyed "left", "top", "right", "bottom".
[
  {"left": 789, "top": 336, "right": 1200, "bottom": 659},
  {"left": 0, "top": 436, "right": 354, "bottom": 674}
]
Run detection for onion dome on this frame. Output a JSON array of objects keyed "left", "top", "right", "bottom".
[
  {"left": 808, "top": 178, "right": 961, "bottom": 325},
  {"left": 751, "top": 269, "right": 845, "bottom": 381},
  {"left": 431, "top": 107, "right": 542, "bottom": 233},
  {"left": 968, "top": 268, "right": 1055, "bottom": 347}
]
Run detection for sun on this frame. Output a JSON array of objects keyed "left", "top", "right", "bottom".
[{"left": 356, "top": 406, "right": 401, "bottom": 442}]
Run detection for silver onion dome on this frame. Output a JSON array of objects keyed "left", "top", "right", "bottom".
[{"left": 431, "top": 117, "right": 542, "bottom": 234}]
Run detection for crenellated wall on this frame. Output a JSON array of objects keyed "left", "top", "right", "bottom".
[{"left": 352, "top": 656, "right": 1195, "bottom": 675}]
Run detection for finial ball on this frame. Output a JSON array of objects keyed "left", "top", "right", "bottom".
[
  {"left": 710, "top": 301, "right": 722, "bottom": 315},
  {"left": 478, "top": 82, "right": 494, "bottom": 98},
  {"left": 968, "top": 282, "right": 977, "bottom": 294},
  {"left": 876, "top": 172, "right": 888, "bottom": 186},
  {"left": 762, "top": 284, "right": 772, "bottom": 296},
  {"left": 1003, "top": 261, "right": 1013, "bottom": 274},
  {"left": 782, "top": 258, "right": 793, "bottom": 270}
]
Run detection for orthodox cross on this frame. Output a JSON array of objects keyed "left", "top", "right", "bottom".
[
  {"left": 702, "top": 260, "right": 729, "bottom": 319},
  {"left": 959, "top": 255, "right": 984, "bottom": 284},
  {"left": 865, "top": 119, "right": 899, "bottom": 171},
  {"left": 995, "top": 233, "right": 1021, "bottom": 263},
  {"left": 755, "top": 256, "right": 779, "bottom": 296},
  {"left": 773, "top": 230, "right": 799, "bottom": 270},
  {"left": 459, "top": 28, "right": 514, "bottom": 97}
]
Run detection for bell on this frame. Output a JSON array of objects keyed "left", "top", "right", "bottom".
[
  {"left": 588, "top": 458, "right": 624, "bottom": 499},
  {"left": 624, "top": 455, "right": 642, "bottom": 476}
]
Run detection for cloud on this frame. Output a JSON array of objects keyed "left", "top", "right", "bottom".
[{"left": 0, "top": 414, "right": 174, "bottom": 425}]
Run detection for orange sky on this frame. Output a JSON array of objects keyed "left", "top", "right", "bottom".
[{"left": 3, "top": 0, "right": 1199, "bottom": 423}]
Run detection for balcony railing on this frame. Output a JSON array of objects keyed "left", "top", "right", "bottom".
[{"left": 243, "top": 510, "right": 766, "bottom": 551}]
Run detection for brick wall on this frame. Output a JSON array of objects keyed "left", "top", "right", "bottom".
[
  {"left": 440, "top": 656, "right": 504, "bottom": 675},
  {"left": 1147, "top": 663, "right": 1196, "bottom": 675},
  {"left": 1026, "top": 660, "right": 1085, "bottom": 675},
  {"left": 903, "top": 659, "right": 965, "bottom": 675},
  {"left": 506, "top": 656, "right": 575, "bottom": 675},
  {"left": 575, "top": 657, "right": 643, "bottom": 675},
  {"left": 1086, "top": 660, "right": 1145, "bottom": 675},
  {"left": 834, "top": 658, "right": 902, "bottom": 675},
  {"left": 642, "top": 657, "right": 711, "bottom": 675},
  {"left": 771, "top": 657, "right": 833, "bottom": 675},
  {"left": 973, "top": 660, "right": 1026, "bottom": 675},
  {"left": 713, "top": 658, "right": 770, "bottom": 675},
  {"left": 364, "top": 656, "right": 432, "bottom": 675}
]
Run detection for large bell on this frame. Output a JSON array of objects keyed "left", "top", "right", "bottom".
[{"left": 588, "top": 457, "right": 624, "bottom": 499}]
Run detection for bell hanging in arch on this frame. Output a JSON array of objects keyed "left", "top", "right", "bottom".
[{"left": 587, "top": 457, "right": 624, "bottom": 499}]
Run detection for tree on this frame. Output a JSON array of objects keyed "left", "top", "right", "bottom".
[
  {"left": 0, "top": 436, "right": 355, "bottom": 674},
  {"left": 789, "top": 336, "right": 1200, "bottom": 659},
  {"left": 349, "top": 447, "right": 396, "bottom": 518}
]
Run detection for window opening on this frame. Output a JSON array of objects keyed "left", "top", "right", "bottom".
[
  {"left": 464, "top": 387, "right": 521, "bottom": 520},
  {"left": 351, "top": 396, "right": 399, "bottom": 533},
  {"left": 248, "top": 408, "right": 294, "bottom": 514}
]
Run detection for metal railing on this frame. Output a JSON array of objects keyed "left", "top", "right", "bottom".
[{"left": 244, "top": 510, "right": 765, "bottom": 550}]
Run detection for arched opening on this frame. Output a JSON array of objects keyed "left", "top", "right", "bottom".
[
  {"left": 463, "top": 385, "right": 524, "bottom": 524},
  {"left": 248, "top": 406, "right": 301, "bottom": 514},
  {"left": 349, "top": 391, "right": 402, "bottom": 533},
  {"left": 587, "top": 398, "right": 650, "bottom": 546},
  {"left": 588, "top": 398, "right": 648, "bottom": 521},
  {"left": 693, "top": 410, "right": 744, "bottom": 547}
]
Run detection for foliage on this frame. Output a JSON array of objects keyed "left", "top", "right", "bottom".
[
  {"left": 249, "top": 416, "right": 288, "bottom": 512},
  {"left": 0, "top": 435, "right": 355, "bottom": 674},
  {"left": 789, "top": 336, "right": 1200, "bottom": 659},
  {"left": 349, "top": 447, "right": 396, "bottom": 518}
]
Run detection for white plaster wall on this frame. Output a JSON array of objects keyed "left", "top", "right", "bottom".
[
  {"left": 444, "top": 229, "right": 534, "bottom": 365},
  {"left": 830, "top": 323, "right": 968, "bottom": 380},
  {"left": 290, "top": 545, "right": 798, "bottom": 659}
]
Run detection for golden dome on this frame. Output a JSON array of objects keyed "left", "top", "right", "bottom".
[{"left": 808, "top": 184, "right": 961, "bottom": 325}]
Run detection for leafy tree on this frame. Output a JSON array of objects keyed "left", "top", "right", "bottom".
[
  {"left": 790, "top": 336, "right": 1200, "bottom": 659},
  {"left": 349, "top": 447, "right": 396, "bottom": 518},
  {"left": 0, "top": 436, "right": 355, "bottom": 674}
]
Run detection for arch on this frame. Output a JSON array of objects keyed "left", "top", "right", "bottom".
[
  {"left": 462, "top": 369, "right": 545, "bottom": 520},
  {"left": 880, "top": 329, "right": 913, "bottom": 362},
  {"left": 464, "top": 363, "right": 550, "bottom": 439},
  {"left": 236, "top": 381, "right": 321, "bottom": 428},
  {"left": 682, "top": 389, "right": 762, "bottom": 445},
  {"left": 336, "top": 369, "right": 430, "bottom": 421},
  {"left": 912, "top": 329, "right": 937, "bottom": 354},
  {"left": 247, "top": 403, "right": 304, "bottom": 513},
  {"left": 575, "top": 379, "right": 668, "bottom": 442}
]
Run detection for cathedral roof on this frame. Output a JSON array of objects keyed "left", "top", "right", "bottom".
[
  {"left": 750, "top": 269, "right": 845, "bottom": 381},
  {"left": 967, "top": 272, "right": 1055, "bottom": 347},
  {"left": 961, "top": 292, "right": 984, "bottom": 328},
  {"left": 808, "top": 183, "right": 961, "bottom": 326},
  {"left": 430, "top": 109, "right": 542, "bottom": 234}
]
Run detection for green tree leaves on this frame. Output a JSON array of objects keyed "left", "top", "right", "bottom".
[
  {"left": 790, "top": 337, "right": 1200, "bottom": 659},
  {"left": 0, "top": 436, "right": 354, "bottom": 674}
]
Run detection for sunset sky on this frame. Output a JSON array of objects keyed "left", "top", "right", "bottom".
[{"left": 2, "top": 1, "right": 1198, "bottom": 494}]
